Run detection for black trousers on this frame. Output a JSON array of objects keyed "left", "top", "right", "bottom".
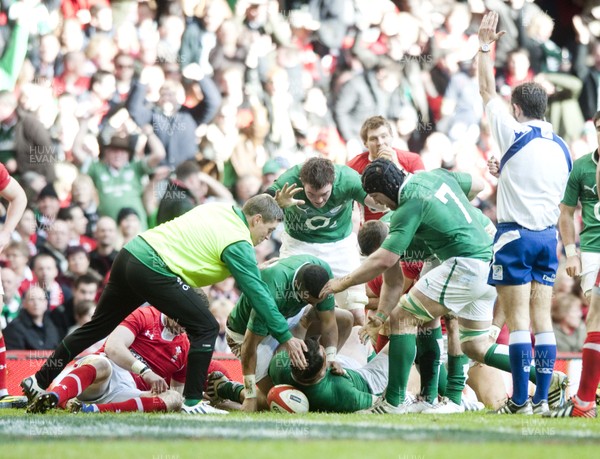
[{"left": 36, "top": 250, "right": 219, "bottom": 400}]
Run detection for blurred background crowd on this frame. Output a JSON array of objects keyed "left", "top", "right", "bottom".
[{"left": 0, "top": 0, "right": 597, "bottom": 353}]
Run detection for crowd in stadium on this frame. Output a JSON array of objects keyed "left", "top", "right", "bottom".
[{"left": 0, "top": 0, "right": 598, "bottom": 417}]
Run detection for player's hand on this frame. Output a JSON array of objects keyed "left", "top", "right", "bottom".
[
  {"left": 319, "top": 278, "right": 347, "bottom": 299},
  {"left": 241, "top": 397, "right": 258, "bottom": 412},
  {"left": 565, "top": 254, "right": 581, "bottom": 278},
  {"left": 376, "top": 145, "right": 398, "bottom": 166},
  {"left": 329, "top": 361, "right": 346, "bottom": 376},
  {"left": 487, "top": 157, "right": 500, "bottom": 178},
  {"left": 274, "top": 183, "right": 305, "bottom": 208},
  {"left": 142, "top": 371, "right": 169, "bottom": 394},
  {"left": 283, "top": 337, "right": 308, "bottom": 369},
  {"left": 358, "top": 316, "right": 384, "bottom": 345},
  {"left": 477, "top": 11, "right": 506, "bottom": 46}
]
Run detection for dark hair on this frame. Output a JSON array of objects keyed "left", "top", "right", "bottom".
[
  {"left": 242, "top": 194, "right": 284, "bottom": 223},
  {"left": 89, "top": 70, "right": 114, "bottom": 90},
  {"left": 290, "top": 338, "right": 324, "bottom": 382},
  {"left": 593, "top": 111, "right": 600, "bottom": 126},
  {"left": 297, "top": 264, "right": 330, "bottom": 299},
  {"left": 57, "top": 205, "right": 83, "bottom": 222},
  {"left": 175, "top": 160, "right": 201, "bottom": 181},
  {"left": 358, "top": 220, "right": 389, "bottom": 256},
  {"left": 74, "top": 273, "right": 100, "bottom": 289},
  {"left": 511, "top": 82, "right": 547, "bottom": 120},
  {"left": 299, "top": 158, "right": 335, "bottom": 190},
  {"left": 66, "top": 245, "right": 88, "bottom": 259},
  {"left": 362, "top": 158, "right": 406, "bottom": 202},
  {"left": 117, "top": 207, "right": 140, "bottom": 225},
  {"left": 73, "top": 300, "right": 96, "bottom": 320}
]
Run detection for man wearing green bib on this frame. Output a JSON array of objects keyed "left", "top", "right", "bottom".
[{"left": 23, "top": 194, "right": 308, "bottom": 415}]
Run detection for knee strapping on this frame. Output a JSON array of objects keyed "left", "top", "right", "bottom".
[
  {"left": 399, "top": 294, "right": 435, "bottom": 323},
  {"left": 459, "top": 326, "right": 490, "bottom": 343}
]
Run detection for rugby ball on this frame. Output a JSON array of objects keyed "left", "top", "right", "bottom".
[{"left": 267, "top": 385, "right": 309, "bottom": 413}]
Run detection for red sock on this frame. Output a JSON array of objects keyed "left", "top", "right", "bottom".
[
  {"left": 95, "top": 397, "right": 167, "bottom": 413},
  {"left": 577, "top": 331, "right": 600, "bottom": 403},
  {"left": 375, "top": 334, "right": 390, "bottom": 353},
  {"left": 0, "top": 336, "right": 6, "bottom": 394},
  {"left": 52, "top": 364, "right": 97, "bottom": 408}
]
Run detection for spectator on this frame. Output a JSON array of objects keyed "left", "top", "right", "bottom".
[
  {"left": 552, "top": 293, "right": 587, "bottom": 353},
  {"left": 28, "top": 253, "right": 72, "bottom": 311},
  {"left": 0, "top": 267, "right": 22, "bottom": 329},
  {"left": 58, "top": 245, "right": 103, "bottom": 291},
  {"left": 35, "top": 183, "right": 61, "bottom": 240},
  {"left": 209, "top": 297, "right": 234, "bottom": 354},
  {"left": 37, "top": 218, "right": 70, "bottom": 274},
  {"left": 0, "top": 90, "right": 56, "bottom": 182},
  {"left": 51, "top": 273, "right": 99, "bottom": 340},
  {"left": 3, "top": 285, "right": 61, "bottom": 350},
  {"left": 57, "top": 205, "right": 96, "bottom": 252},
  {"left": 84, "top": 131, "right": 165, "bottom": 230},
  {"left": 89, "top": 216, "right": 118, "bottom": 278},
  {"left": 126, "top": 66, "right": 221, "bottom": 169},
  {"left": 4, "top": 241, "right": 34, "bottom": 296},
  {"left": 66, "top": 300, "right": 96, "bottom": 335},
  {"left": 70, "top": 174, "right": 99, "bottom": 237},
  {"left": 116, "top": 207, "right": 142, "bottom": 248},
  {"left": 12, "top": 208, "right": 38, "bottom": 257}
]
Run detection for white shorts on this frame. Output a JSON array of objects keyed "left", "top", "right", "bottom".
[
  {"left": 337, "top": 351, "right": 389, "bottom": 396},
  {"left": 414, "top": 257, "right": 496, "bottom": 322},
  {"left": 225, "top": 307, "right": 307, "bottom": 382},
  {"left": 580, "top": 252, "right": 600, "bottom": 295},
  {"left": 280, "top": 232, "right": 367, "bottom": 311},
  {"left": 79, "top": 359, "right": 143, "bottom": 404}
]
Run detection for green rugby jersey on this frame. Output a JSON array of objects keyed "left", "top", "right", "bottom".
[
  {"left": 269, "top": 164, "right": 367, "bottom": 243},
  {"left": 561, "top": 150, "right": 600, "bottom": 252},
  {"left": 227, "top": 255, "right": 335, "bottom": 336},
  {"left": 381, "top": 169, "right": 492, "bottom": 262},
  {"left": 269, "top": 350, "right": 373, "bottom": 413}
]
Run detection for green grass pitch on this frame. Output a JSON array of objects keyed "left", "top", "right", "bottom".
[{"left": 1, "top": 409, "right": 599, "bottom": 458}]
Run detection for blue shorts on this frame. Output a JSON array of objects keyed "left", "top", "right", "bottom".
[{"left": 488, "top": 223, "right": 558, "bottom": 286}]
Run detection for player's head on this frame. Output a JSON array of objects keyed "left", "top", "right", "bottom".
[
  {"left": 299, "top": 158, "right": 335, "bottom": 209},
  {"left": 362, "top": 158, "right": 406, "bottom": 210},
  {"left": 357, "top": 220, "right": 389, "bottom": 256},
  {"left": 360, "top": 116, "right": 393, "bottom": 154},
  {"left": 243, "top": 194, "right": 284, "bottom": 246},
  {"left": 511, "top": 82, "right": 547, "bottom": 121},
  {"left": 296, "top": 263, "right": 331, "bottom": 304},
  {"left": 291, "top": 338, "right": 326, "bottom": 385}
]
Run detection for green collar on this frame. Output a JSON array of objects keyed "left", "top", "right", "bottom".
[{"left": 233, "top": 206, "right": 249, "bottom": 228}]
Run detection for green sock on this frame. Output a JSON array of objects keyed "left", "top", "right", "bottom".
[
  {"left": 416, "top": 326, "right": 442, "bottom": 403},
  {"left": 446, "top": 354, "right": 470, "bottom": 405},
  {"left": 438, "top": 363, "right": 448, "bottom": 397},
  {"left": 484, "top": 343, "right": 537, "bottom": 384},
  {"left": 184, "top": 398, "right": 201, "bottom": 407},
  {"left": 386, "top": 334, "right": 417, "bottom": 407},
  {"left": 217, "top": 381, "right": 244, "bottom": 403}
]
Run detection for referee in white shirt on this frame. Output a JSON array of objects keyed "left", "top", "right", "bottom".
[{"left": 477, "top": 12, "right": 572, "bottom": 415}]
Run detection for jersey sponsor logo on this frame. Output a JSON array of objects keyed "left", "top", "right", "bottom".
[
  {"left": 144, "top": 330, "right": 155, "bottom": 340},
  {"left": 542, "top": 274, "right": 556, "bottom": 283},
  {"left": 492, "top": 265, "right": 503, "bottom": 280},
  {"left": 537, "top": 367, "right": 554, "bottom": 374}
]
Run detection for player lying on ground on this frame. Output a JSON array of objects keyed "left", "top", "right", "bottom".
[
  {"left": 225, "top": 254, "right": 354, "bottom": 411},
  {"left": 27, "top": 306, "right": 227, "bottom": 414},
  {"left": 207, "top": 337, "right": 396, "bottom": 413},
  {"left": 321, "top": 160, "right": 567, "bottom": 414}
]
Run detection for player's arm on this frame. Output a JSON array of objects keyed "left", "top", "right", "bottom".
[
  {"left": 321, "top": 247, "right": 400, "bottom": 297},
  {"left": 316, "top": 308, "right": 338, "bottom": 367},
  {"left": 558, "top": 203, "right": 580, "bottom": 277},
  {"left": 0, "top": 176, "right": 27, "bottom": 253},
  {"left": 477, "top": 11, "right": 505, "bottom": 106},
  {"left": 104, "top": 325, "right": 169, "bottom": 394},
  {"left": 240, "top": 328, "right": 265, "bottom": 412},
  {"left": 170, "top": 379, "right": 184, "bottom": 395}
]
